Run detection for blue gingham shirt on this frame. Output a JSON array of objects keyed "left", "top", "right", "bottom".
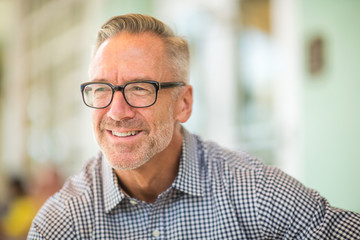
[{"left": 28, "top": 128, "right": 360, "bottom": 239}]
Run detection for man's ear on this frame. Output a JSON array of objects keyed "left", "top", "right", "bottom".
[{"left": 175, "top": 85, "right": 193, "bottom": 123}]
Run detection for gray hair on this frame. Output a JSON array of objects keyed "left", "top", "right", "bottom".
[{"left": 92, "top": 14, "right": 190, "bottom": 83}]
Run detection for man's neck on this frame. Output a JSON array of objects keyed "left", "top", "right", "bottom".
[{"left": 114, "top": 128, "right": 183, "bottom": 203}]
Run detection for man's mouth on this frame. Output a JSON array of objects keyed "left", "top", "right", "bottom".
[{"left": 111, "top": 130, "right": 141, "bottom": 137}]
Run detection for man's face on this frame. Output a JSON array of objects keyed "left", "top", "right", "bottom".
[{"left": 89, "top": 32, "right": 183, "bottom": 170}]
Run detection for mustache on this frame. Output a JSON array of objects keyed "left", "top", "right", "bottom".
[{"left": 100, "top": 117, "right": 147, "bottom": 130}]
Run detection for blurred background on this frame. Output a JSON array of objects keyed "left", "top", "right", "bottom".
[{"left": 0, "top": 0, "right": 359, "bottom": 238}]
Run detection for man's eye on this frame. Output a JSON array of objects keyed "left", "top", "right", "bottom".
[
  {"left": 95, "top": 87, "right": 107, "bottom": 92},
  {"left": 134, "top": 87, "right": 148, "bottom": 91},
  {"left": 94, "top": 86, "right": 111, "bottom": 93},
  {"left": 128, "top": 85, "right": 153, "bottom": 95}
]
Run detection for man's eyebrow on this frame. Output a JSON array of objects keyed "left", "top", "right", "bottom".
[
  {"left": 125, "top": 77, "right": 155, "bottom": 82},
  {"left": 90, "top": 78, "right": 108, "bottom": 83},
  {"left": 90, "top": 78, "right": 155, "bottom": 83}
]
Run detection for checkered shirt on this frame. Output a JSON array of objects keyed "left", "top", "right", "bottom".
[{"left": 28, "top": 128, "right": 360, "bottom": 239}]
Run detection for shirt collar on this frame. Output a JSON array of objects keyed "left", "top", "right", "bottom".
[
  {"left": 102, "top": 127, "right": 204, "bottom": 213},
  {"left": 172, "top": 127, "right": 204, "bottom": 197},
  {"left": 102, "top": 155, "right": 125, "bottom": 213}
]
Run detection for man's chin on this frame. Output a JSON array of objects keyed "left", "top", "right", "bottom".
[
  {"left": 107, "top": 159, "right": 148, "bottom": 171},
  {"left": 104, "top": 151, "right": 150, "bottom": 171}
]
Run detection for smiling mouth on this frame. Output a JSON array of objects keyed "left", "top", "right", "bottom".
[{"left": 111, "top": 130, "right": 141, "bottom": 137}]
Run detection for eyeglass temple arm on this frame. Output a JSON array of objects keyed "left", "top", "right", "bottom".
[{"left": 159, "top": 82, "right": 186, "bottom": 89}]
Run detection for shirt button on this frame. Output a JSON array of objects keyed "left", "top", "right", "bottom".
[
  {"left": 129, "top": 200, "right": 137, "bottom": 205},
  {"left": 152, "top": 229, "right": 160, "bottom": 237}
]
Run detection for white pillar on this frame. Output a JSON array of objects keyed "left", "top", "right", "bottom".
[{"left": 271, "top": 0, "right": 303, "bottom": 180}]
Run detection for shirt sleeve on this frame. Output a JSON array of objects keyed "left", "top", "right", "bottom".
[
  {"left": 27, "top": 193, "right": 77, "bottom": 240},
  {"left": 256, "top": 165, "right": 360, "bottom": 239}
]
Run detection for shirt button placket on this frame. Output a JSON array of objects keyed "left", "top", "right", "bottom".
[{"left": 149, "top": 199, "right": 165, "bottom": 239}]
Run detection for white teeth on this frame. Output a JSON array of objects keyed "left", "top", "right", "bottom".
[{"left": 112, "top": 131, "right": 139, "bottom": 137}]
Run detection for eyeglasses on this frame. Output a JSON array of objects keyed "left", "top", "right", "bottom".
[{"left": 80, "top": 80, "right": 185, "bottom": 109}]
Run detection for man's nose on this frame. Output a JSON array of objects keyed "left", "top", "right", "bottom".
[{"left": 106, "top": 91, "right": 136, "bottom": 121}]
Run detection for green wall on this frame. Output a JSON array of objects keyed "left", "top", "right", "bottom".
[{"left": 302, "top": 0, "right": 360, "bottom": 213}]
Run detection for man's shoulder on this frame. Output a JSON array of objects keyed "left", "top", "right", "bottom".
[
  {"left": 197, "top": 137, "right": 301, "bottom": 190},
  {"left": 198, "top": 137, "right": 263, "bottom": 172},
  {"left": 30, "top": 154, "right": 102, "bottom": 238},
  {"left": 58, "top": 154, "right": 101, "bottom": 201}
]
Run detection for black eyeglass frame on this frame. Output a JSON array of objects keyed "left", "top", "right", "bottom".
[{"left": 80, "top": 80, "right": 186, "bottom": 109}]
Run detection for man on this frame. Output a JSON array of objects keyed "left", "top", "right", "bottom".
[{"left": 28, "top": 14, "right": 360, "bottom": 239}]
